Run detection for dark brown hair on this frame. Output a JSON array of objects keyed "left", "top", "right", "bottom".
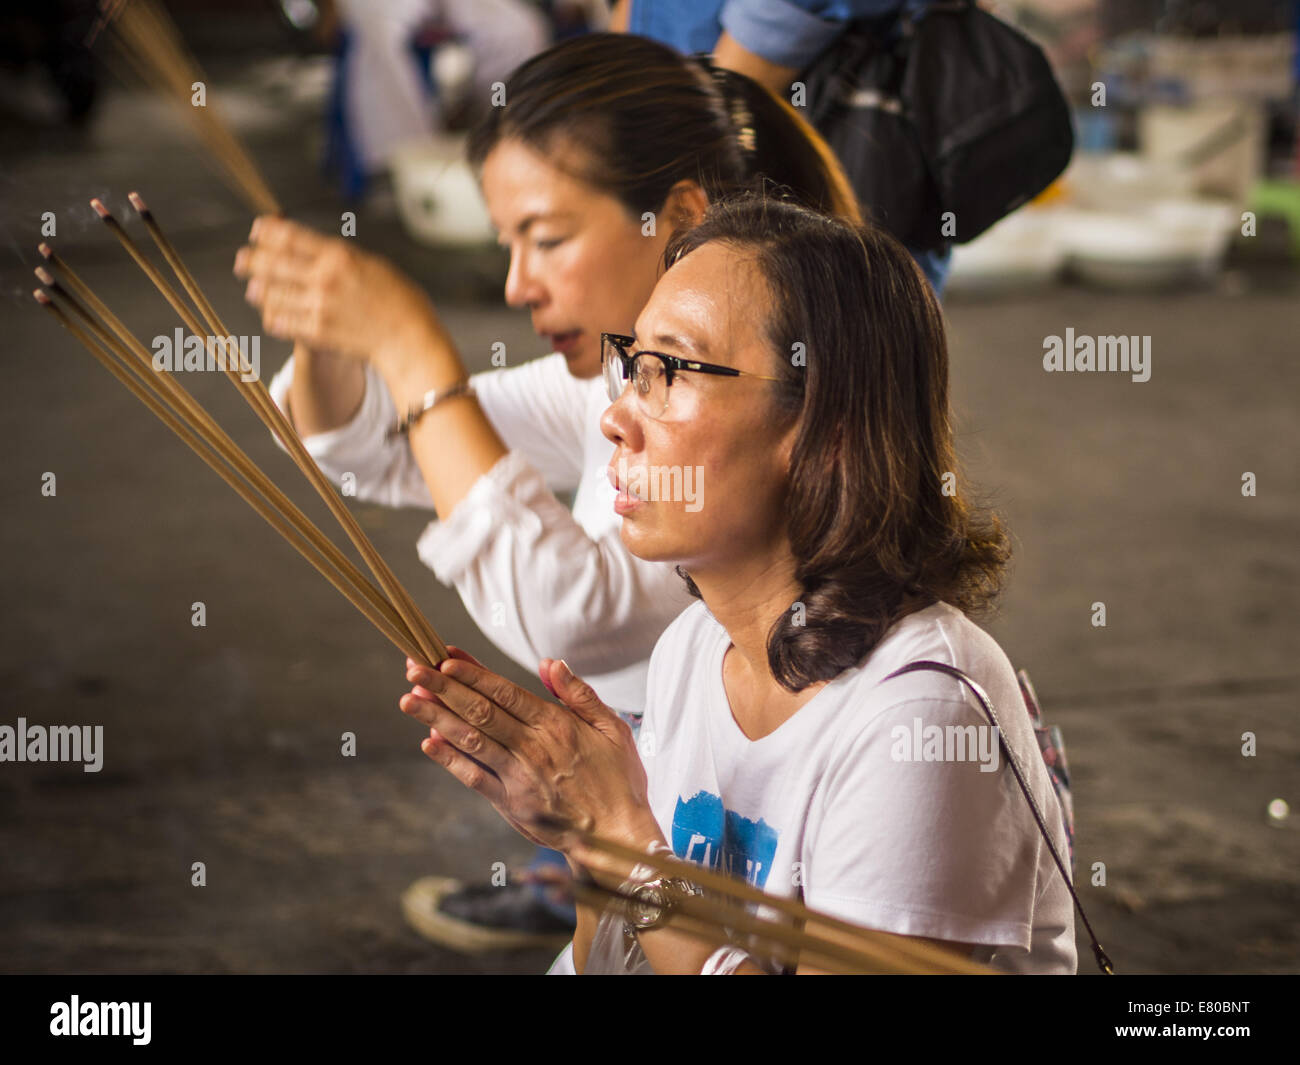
[
  {"left": 467, "top": 33, "right": 859, "bottom": 224},
  {"left": 665, "top": 195, "right": 1010, "bottom": 692}
]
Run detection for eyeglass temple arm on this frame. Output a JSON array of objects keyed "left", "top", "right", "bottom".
[{"left": 683, "top": 362, "right": 783, "bottom": 383}]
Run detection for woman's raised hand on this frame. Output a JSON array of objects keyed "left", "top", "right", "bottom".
[
  {"left": 400, "top": 647, "right": 665, "bottom": 874},
  {"left": 234, "top": 216, "right": 438, "bottom": 364}
]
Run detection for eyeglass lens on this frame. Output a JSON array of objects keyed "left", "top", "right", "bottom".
[{"left": 604, "top": 340, "right": 669, "bottom": 418}]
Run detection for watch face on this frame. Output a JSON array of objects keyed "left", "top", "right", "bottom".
[
  {"left": 629, "top": 877, "right": 702, "bottom": 930},
  {"left": 631, "top": 882, "right": 668, "bottom": 928}
]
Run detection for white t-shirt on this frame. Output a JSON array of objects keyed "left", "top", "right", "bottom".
[
  {"left": 551, "top": 598, "right": 1078, "bottom": 974},
  {"left": 640, "top": 599, "right": 1077, "bottom": 974},
  {"left": 267, "top": 353, "right": 693, "bottom": 714}
]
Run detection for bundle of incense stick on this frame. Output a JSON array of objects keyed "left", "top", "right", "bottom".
[
  {"left": 97, "top": 0, "right": 279, "bottom": 216},
  {"left": 539, "top": 824, "right": 994, "bottom": 975},
  {"left": 33, "top": 193, "right": 446, "bottom": 667}
]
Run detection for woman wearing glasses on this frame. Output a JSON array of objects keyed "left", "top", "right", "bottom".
[
  {"left": 234, "top": 33, "right": 859, "bottom": 947},
  {"left": 398, "top": 194, "right": 1077, "bottom": 974}
]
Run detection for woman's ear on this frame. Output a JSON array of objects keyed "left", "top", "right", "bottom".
[
  {"left": 776, "top": 415, "right": 800, "bottom": 478},
  {"left": 663, "top": 180, "right": 709, "bottom": 234}
]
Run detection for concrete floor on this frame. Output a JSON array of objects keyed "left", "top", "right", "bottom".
[{"left": 0, "top": 54, "right": 1296, "bottom": 975}]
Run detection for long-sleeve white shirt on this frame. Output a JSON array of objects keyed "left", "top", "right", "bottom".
[{"left": 267, "top": 353, "right": 695, "bottom": 714}]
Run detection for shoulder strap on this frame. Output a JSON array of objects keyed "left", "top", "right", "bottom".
[{"left": 885, "top": 660, "right": 1114, "bottom": 974}]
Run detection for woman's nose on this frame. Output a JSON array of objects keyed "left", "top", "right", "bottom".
[
  {"left": 503, "top": 247, "right": 543, "bottom": 308},
  {"left": 600, "top": 388, "right": 643, "bottom": 450}
]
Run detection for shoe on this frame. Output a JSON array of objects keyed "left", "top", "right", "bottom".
[{"left": 401, "top": 875, "right": 575, "bottom": 953}]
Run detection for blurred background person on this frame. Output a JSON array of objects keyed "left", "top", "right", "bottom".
[
  {"left": 324, "top": 0, "right": 553, "bottom": 199},
  {"left": 610, "top": 0, "right": 955, "bottom": 292}
]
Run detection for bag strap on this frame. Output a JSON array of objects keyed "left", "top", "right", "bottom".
[{"left": 885, "top": 660, "right": 1114, "bottom": 974}]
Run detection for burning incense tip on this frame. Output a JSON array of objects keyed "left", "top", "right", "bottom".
[
  {"left": 34, "top": 266, "right": 55, "bottom": 286},
  {"left": 90, "top": 198, "right": 111, "bottom": 219},
  {"left": 38, "top": 242, "right": 54, "bottom": 259},
  {"left": 128, "top": 191, "right": 151, "bottom": 217},
  {"left": 33, "top": 289, "right": 52, "bottom": 305}
]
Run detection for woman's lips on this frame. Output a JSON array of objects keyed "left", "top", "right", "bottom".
[
  {"left": 607, "top": 463, "right": 644, "bottom": 515},
  {"left": 545, "top": 330, "right": 582, "bottom": 355}
]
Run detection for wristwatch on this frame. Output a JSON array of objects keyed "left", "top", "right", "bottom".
[{"left": 626, "top": 875, "right": 704, "bottom": 932}]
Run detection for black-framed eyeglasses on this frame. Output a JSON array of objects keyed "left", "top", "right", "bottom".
[{"left": 600, "top": 332, "right": 781, "bottom": 419}]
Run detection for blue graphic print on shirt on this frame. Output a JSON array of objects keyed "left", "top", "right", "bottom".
[{"left": 670, "top": 791, "right": 780, "bottom": 889}]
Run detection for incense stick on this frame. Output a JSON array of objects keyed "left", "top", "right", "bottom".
[
  {"left": 132, "top": 192, "right": 448, "bottom": 666},
  {"left": 35, "top": 257, "right": 414, "bottom": 649},
  {"left": 553, "top": 862, "right": 979, "bottom": 974},
  {"left": 556, "top": 825, "right": 994, "bottom": 975},
  {"left": 103, "top": 0, "right": 279, "bottom": 215},
  {"left": 565, "top": 874, "right": 915, "bottom": 974},
  {"left": 89, "top": 196, "right": 447, "bottom": 665},
  {"left": 34, "top": 286, "right": 421, "bottom": 662},
  {"left": 35, "top": 245, "right": 414, "bottom": 648},
  {"left": 103, "top": 194, "right": 446, "bottom": 666},
  {"left": 562, "top": 876, "right": 846, "bottom": 973}
]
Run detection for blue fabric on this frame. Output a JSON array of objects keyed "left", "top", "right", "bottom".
[
  {"left": 324, "top": 31, "right": 439, "bottom": 201},
  {"left": 525, "top": 847, "right": 577, "bottom": 925},
  {"left": 526, "top": 847, "right": 574, "bottom": 925},
  {"left": 908, "top": 243, "right": 951, "bottom": 296},
  {"left": 629, "top": 0, "right": 911, "bottom": 71},
  {"left": 722, "top": 0, "right": 910, "bottom": 70},
  {"left": 323, "top": 31, "right": 368, "bottom": 202}
]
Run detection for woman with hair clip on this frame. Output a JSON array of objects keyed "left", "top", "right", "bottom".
[
  {"left": 396, "top": 194, "right": 1078, "bottom": 974},
  {"left": 232, "top": 33, "right": 860, "bottom": 951}
]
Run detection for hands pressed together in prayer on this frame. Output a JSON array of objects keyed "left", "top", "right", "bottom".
[{"left": 399, "top": 649, "right": 668, "bottom": 886}]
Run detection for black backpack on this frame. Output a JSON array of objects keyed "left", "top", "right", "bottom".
[{"left": 800, "top": 0, "right": 1074, "bottom": 249}]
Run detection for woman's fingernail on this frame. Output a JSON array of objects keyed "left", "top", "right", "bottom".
[
  {"left": 557, "top": 659, "right": 574, "bottom": 681},
  {"left": 233, "top": 248, "right": 247, "bottom": 274},
  {"left": 245, "top": 279, "right": 262, "bottom": 302},
  {"left": 249, "top": 218, "right": 262, "bottom": 241}
]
